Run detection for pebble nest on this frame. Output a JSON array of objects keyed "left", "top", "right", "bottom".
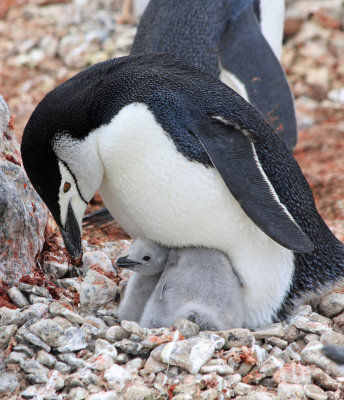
[{"left": 1, "top": 235, "right": 344, "bottom": 400}]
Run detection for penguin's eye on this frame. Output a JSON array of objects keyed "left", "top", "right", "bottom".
[
  {"left": 63, "top": 182, "right": 71, "bottom": 193},
  {"left": 143, "top": 256, "right": 151, "bottom": 262}
]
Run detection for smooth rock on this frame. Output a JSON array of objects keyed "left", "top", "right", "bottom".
[
  {"left": 5, "top": 351, "right": 28, "bottom": 364},
  {"left": 143, "top": 356, "right": 167, "bottom": 374},
  {"left": 199, "top": 364, "right": 234, "bottom": 375},
  {"left": 49, "top": 302, "right": 84, "bottom": 324},
  {"left": 87, "top": 391, "right": 119, "bottom": 400},
  {"left": 57, "top": 327, "right": 88, "bottom": 352},
  {"left": 174, "top": 318, "right": 200, "bottom": 338},
  {"left": 83, "top": 250, "right": 115, "bottom": 274},
  {"left": 21, "top": 384, "right": 56, "bottom": 400},
  {"left": 259, "top": 356, "right": 284, "bottom": 377},
  {"left": 116, "top": 353, "right": 129, "bottom": 365},
  {"left": 301, "top": 341, "right": 341, "bottom": 377},
  {"left": 36, "top": 350, "right": 56, "bottom": 368},
  {"left": 86, "top": 352, "right": 114, "bottom": 371},
  {"left": 105, "top": 326, "right": 130, "bottom": 342},
  {"left": 222, "top": 328, "right": 255, "bottom": 348},
  {"left": 115, "top": 338, "right": 151, "bottom": 357},
  {"left": 293, "top": 321, "right": 330, "bottom": 335},
  {"left": 12, "top": 344, "right": 35, "bottom": 358},
  {"left": 67, "top": 387, "right": 89, "bottom": 400},
  {"left": 311, "top": 368, "right": 338, "bottom": 391},
  {"left": 121, "top": 320, "right": 145, "bottom": 338},
  {"left": 18, "top": 282, "right": 51, "bottom": 298},
  {"left": 29, "top": 318, "right": 65, "bottom": 347},
  {"left": 265, "top": 337, "right": 288, "bottom": 350},
  {"left": 319, "top": 293, "right": 344, "bottom": 318},
  {"left": 157, "top": 336, "right": 216, "bottom": 374},
  {"left": 248, "top": 393, "right": 277, "bottom": 400},
  {"left": 21, "top": 359, "right": 49, "bottom": 383},
  {"left": 273, "top": 363, "right": 312, "bottom": 385},
  {"left": 253, "top": 323, "right": 285, "bottom": 339},
  {"left": 0, "top": 324, "right": 17, "bottom": 349},
  {"left": 277, "top": 383, "right": 305, "bottom": 399},
  {"left": 104, "top": 364, "right": 133, "bottom": 390},
  {"left": 7, "top": 287, "right": 29, "bottom": 307},
  {"left": 57, "top": 353, "right": 85, "bottom": 370},
  {"left": 304, "top": 334, "right": 320, "bottom": 344},
  {"left": 65, "top": 368, "right": 100, "bottom": 388},
  {"left": 122, "top": 383, "right": 152, "bottom": 400},
  {"left": 54, "top": 361, "right": 72, "bottom": 375},
  {"left": 22, "top": 332, "right": 51, "bottom": 352},
  {"left": 43, "top": 260, "right": 69, "bottom": 279},
  {"left": 29, "top": 295, "right": 52, "bottom": 305},
  {"left": 320, "top": 331, "right": 344, "bottom": 346},
  {"left": 0, "top": 372, "right": 20, "bottom": 394},
  {"left": 233, "top": 382, "right": 253, "bottom": 395},
  {"left": 304, "top": 384, "right": 327, "bottom": 400},
  {"left": 79, "top": 269, "right": 117, "bottom": 309}
]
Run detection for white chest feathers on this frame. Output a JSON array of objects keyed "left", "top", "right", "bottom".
[{"left": 94, "top": 102, "right": 294, "bottom": 328}]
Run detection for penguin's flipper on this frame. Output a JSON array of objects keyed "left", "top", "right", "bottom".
[
  {"left": 187, "top": 118, "right": 313, "bottom": 253},
  {"left": 219, "top": 5, "right": 297, "bottom": 151}
]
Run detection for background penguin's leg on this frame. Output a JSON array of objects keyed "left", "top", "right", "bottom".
[{"left": 220, "top": 5, "right": 297, "bottom": 151}]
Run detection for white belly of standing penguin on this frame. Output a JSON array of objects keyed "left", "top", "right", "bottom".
[{"left": 97, "top": 103, "right": 295, "bottom": 328}]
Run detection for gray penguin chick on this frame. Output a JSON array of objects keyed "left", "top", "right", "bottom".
[
  {"left": 118, "top": 238, "right": 244, "bottom": 330},
  {"left": 116, "top": 237, "right": 169, "bottom": 322}
]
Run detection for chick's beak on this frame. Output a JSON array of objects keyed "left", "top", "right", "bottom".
[{"left": 116, "top": 256, "right": 141, "bottom": 269}]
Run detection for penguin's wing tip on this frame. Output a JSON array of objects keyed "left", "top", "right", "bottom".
[{"left": 188, "top": 117, "right": 312, "bottom": 253}]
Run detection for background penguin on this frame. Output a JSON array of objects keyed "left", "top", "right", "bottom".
[
  {"left": 21, "top": 53, "right": 344, "bottom": 329},
  {"left": 116, "top": 237, "right": 167, "bottom": 322},
  {"left": 132, "top": 0, "right": 297, "bottom": 151},
  {"left": 117, "top": 238, "right": 244, "bottom": 330}
]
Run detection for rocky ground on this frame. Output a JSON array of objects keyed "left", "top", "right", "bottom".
[{"left": 0, "top": 0, "right": 344, "bottom": 399}]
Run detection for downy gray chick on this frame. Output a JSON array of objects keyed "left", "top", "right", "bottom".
[
  {"left": 116, "top": 237, "right": 168, "bottom": 322},
  {"left": 117, "top": 237, "right": 244, "bottom": 330}
]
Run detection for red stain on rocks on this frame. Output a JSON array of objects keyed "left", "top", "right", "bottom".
[
  {"left": 73, "top": 292, "right": 80, "bottom": 307},
  {"left": 240, "top": 347, "right": 257, "bottom": 365},
  {"left": 8, "top": 115, "right": 15, "bottom": 131},
  {"left": 3, "top": 153, "right": 21, "bottom": 166},
  {"left": 0, "top": 281, "right": 17, "bottom": 309}
]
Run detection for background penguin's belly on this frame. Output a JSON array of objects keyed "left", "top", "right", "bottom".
[{"left": 97, "top": 103, "right": 294, "bottom": 328}]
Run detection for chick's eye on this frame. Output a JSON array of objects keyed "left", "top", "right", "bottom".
[
  {"left": 143, "top": 256, "right": 151, "bottom": 262},
  {"left": 63, "top": 182, "right": 71, "bottom": 193}
]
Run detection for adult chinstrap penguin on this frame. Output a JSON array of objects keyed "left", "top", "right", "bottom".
[
  {"left": 21, "top": 54, "right": 344, "bottom": 328},
  {"left": 132, "top": 0, "right": 297, "bottom": 150}
]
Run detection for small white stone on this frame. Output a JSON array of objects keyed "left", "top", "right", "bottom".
[{"left": 104, "top": 364, "right": 133, "bottom": 390}]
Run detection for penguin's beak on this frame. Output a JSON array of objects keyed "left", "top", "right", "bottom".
[
  {"left": 220, "top": 5, "right": 297, "bottom": 151},
  {"left": 60, "top": 201, "right": 82, "bottom": 258},
  {"left": 116, "top": 256, "right": 142, "bottom": 269}
]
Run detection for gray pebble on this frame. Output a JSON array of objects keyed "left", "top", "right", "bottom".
[
  {"left": 0, "top": 372, "right": 20, "bottom": 394},
  {"left": 319, "top": 293, "right": 344, "bottom": 318},
  {"left": 5, "top": 351, "right": 28, "bottom": 364},
  {"left": 57, "top": 327, "right": 88, "bottom": 353},
  {"left": 18, "top": 282, "right": 51, "bottom": 298},
  {"left": 13, "top": 344, "right": 35, "bottom": 358},
  {"left": 57, "top": 353, "right": 86, "bottom": 370},
  {"left": 253, "top": 323, "right": 285, "bottom": 340},
  {"left": 8, "top": 287, "right": 29, "bottom": 307},
  {"left": 223, "top": 328, "right": 255, "bottom": 348},
  {"left": 265, "top": 337, "right": 288, "bottom": 350},
  {"left": 174, "top": 318, "right": 200, "bottom": 338},
  {"left": 43, "top": 260, "right": 69, "bottom": 279},
  {"left": 22, "top": 332, "right": 51, "bottom": 352},
  {"left": 54, "top": 361, "right": 72, "bottom": 375},
  {"left": 304, "top": 384, "right": 327, "bottom": 400},
  {"left": 36, "top": 350, "right": 57, "bottom": 368},
  {"left": 0, "top": 324, "right": 17, "bottom": 350}
]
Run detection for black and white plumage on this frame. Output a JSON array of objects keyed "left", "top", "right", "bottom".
[
  {"left": 117, "top": 237, "right": 244, "bottom": 330},
  {"left": 132, "top": 0, "right": 297, "bottom": 150},
  {"left": 21, "top": 54, "right": 344, "bottom": 328}
]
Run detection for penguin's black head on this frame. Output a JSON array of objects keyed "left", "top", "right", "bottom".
[{"left": 21, "top": 78, "right": 105, "bottom": 258}]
